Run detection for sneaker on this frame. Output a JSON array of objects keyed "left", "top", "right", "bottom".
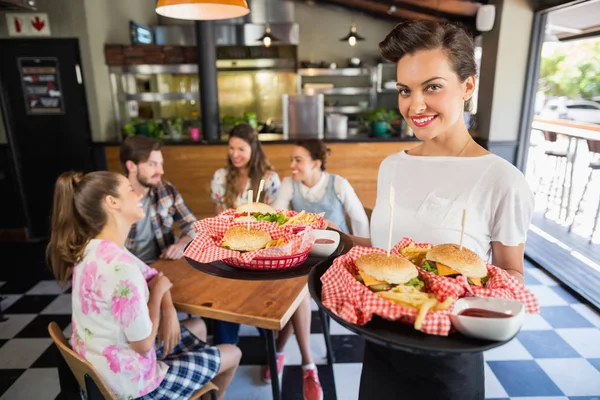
[
  {"left": 263, "top": 353, "right": 285, "bottom": 383},
  {"left": 303, "top": 369, "right": 323, "bottom": 400}
]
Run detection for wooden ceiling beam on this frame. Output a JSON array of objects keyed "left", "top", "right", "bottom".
[
  {"left": 393, "top": 0, "right": 481, "bottom": 16},
  {"left": 313, "top": 0, "right": 441, "bottom": 21},
  {"left": 372, "top": 0, "right": 476, "bottom": 24}
]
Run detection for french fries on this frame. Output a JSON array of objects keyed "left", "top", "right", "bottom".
[
  {"left": 399, "top": 243, "right": 431, "bottom": 266},
  {"left": 377, "top": 286, "right": 453, "bottom": 331},
  {"left": 264, "top": 238, "right": 286, "bottom": 248},
  {"left": 282, "top": 211, "right": 324, "bottom": 226}
]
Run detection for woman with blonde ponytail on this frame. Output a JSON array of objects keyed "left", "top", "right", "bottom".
[{"left": 47, "top": 171, "right": 241, "bottom": 400}]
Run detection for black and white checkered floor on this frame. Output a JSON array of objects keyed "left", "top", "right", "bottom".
[{"left": 1, "top": 259, "right": 600, "bottom": 399}]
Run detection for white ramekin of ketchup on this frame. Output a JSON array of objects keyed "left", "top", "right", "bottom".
[
  {"left": 310, "top": 230, "right": 341, "bottom": 258},
  {"left": 450, "top": 296, "right": 525, "bottom": 341}
]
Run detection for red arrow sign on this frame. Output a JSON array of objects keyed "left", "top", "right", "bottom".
[
  {"left": 14, "top": 17, "right": 22, "bottom": 33},
  {"left": 31, "top": 16, "right": 45, "bottom": 31}
]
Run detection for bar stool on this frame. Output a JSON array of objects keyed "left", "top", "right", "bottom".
[
  {"left": 536, "top": 131, "right": 571, "bottom": 219},
  {"left": 568, "top": 140, "right": 600, "bottom": 244}
]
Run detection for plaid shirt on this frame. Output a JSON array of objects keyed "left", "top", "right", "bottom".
[{"left": 125, "top": 180, "right": 197, "bottom": 256}]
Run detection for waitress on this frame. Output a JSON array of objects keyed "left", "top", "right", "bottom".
[{"left": 352, "top": 21, "right": 534, "bottom": 399}]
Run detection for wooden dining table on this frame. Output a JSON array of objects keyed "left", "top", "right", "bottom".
[{"left": 152, "top": 258, "right": 309, "bottom": 400}]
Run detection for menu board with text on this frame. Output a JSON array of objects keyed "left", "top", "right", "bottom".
[{"left": 18, "top": 57, "right": 64, "bottom": 115}]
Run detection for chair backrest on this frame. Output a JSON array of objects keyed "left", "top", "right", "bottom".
[
  {"left": 48, "top": 322, "right": 117, "bottom": 400},
  {"left": 587, "top": 140, "right": 600, "bottom": 155},
  {"left": 543, "top": 131, "right": 559, "bottom": 142}
]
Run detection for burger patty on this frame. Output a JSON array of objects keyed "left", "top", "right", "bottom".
[{"left": 355, "top": 274, "right": 424, "bottom": 292}]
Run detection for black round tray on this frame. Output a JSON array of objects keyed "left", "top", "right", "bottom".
[
  {"left": 308, "top": 255, "right": 518, "bottom": 355},
  {"left": 184, "top": 230, "right": 354, "bottom": 281}
]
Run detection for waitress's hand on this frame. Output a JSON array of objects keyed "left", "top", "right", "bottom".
[{"left": 324, "top": 219, "right": 341, "bottom": 231}]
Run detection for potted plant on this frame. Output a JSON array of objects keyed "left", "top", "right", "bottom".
[
  {"left": 166, "top": 117, "right": 184, "bottom": 141},
  {"left": 122, "top": 119, "right": 164, "bottom": 140},
  {"left": 363, "top": 108, "right": 401, "bottom": 137}
]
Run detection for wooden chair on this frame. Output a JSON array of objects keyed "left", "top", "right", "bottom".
[{"left": 47, "top": 322, "right": 218, "bottom": 400}]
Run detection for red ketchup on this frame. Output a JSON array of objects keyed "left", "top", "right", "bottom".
[
  {"left": 458, "top": 308, "right": 512, "bottom": 318},
  {"left": 315, "top": 238, "right": 335, "bottom": 245}
]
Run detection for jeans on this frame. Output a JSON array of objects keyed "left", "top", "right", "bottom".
[{"left": 212, "top": 320, "right": 268, "bottom": 345}]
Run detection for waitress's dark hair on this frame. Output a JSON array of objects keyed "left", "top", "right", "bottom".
[
  {"left": 379, "top": 21, "right": 477, "bottom": 83},
  {"left": 295, "top": 139, "right": 331, "bottom": 171}
]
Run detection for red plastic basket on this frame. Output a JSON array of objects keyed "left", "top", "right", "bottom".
[{"left": 223, "top": 248, "right": 311, "bottom": 271}]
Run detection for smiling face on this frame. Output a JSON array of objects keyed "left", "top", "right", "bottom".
[
  {"left": 396, "top": 48, "right": 476, "bottom": 141},
  {"left": 290, "top": 145, "right": 320, "bottom": 182},
  {"left": 105, "top": 175, "right": 145, "bottom": 224},
  {"left": 228, "top": 137, "right": 252, "bottom": 169}
]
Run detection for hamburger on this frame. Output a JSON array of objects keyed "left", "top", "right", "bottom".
[
  {"left": 422, "top": 244, "right": 489, "bottom": 286},
  {"left": 221, "top": 226, "right": 272, "bottom": 252},
  {"left": 234, "top": 202, "right": 288, "bottom": 225},
  {"left": 355, "top": 253, "right": 424, "bottom": 293}
]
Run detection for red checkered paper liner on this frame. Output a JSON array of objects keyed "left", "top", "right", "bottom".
[
  {"left": 184, "top": 216, "right": 315, "bottom": 265},
  {"left": 320, "top": 246, "right": 453, "bottom": 336},
  {"left": 213, "top": 208, "right": 325, "bottom": 231},
  {"left": 394, "top": 238, "right": 540, "bottom": 314}
]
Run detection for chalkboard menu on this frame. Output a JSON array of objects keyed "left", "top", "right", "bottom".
[{"left": 18, "top": 57, "right": 64, "bottom": 115}]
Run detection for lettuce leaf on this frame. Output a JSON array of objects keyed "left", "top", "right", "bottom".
[
  {"left": 254, "top": 213, "right": 288, "bottom": 225},
  {"left": 404, "top": 277, "right": 424, "bottom": 289},
  {"left": 421, "top": 261, "right": 438, "bottom": 275}
]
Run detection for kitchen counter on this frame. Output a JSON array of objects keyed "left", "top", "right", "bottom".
[
  {"left": 102, "top": 140, "right": 420, "bottom": 221},
  {"left": 95, "top": 133, "right": 418, "bottom": 146}
]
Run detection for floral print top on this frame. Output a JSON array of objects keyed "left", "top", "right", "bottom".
[
  {"left": 210, "top": 168, "right": 281, "bottom": 209},
  {"left": 71, "top": 239, "right": 168, "bottom": 399}
]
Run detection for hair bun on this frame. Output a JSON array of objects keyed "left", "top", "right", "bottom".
[{"left": 71, "top": 172, "right": 84, "bottom": 188}]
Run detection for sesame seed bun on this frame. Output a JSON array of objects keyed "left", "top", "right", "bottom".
[
  {"left": 425, "top": 244, "right": 487, "bottom": 278},
  {"left": 223, "top": 226, "right": 271, "bottom": 252},
  {"left": 355, "top": 253, "right": 418, "bottom": 285}
]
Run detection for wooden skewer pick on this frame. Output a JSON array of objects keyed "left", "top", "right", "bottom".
[
  {"left": 247, "top": 190, "right": 253, "bottom": 231},
  {"left": 459, "top": 209, "right": 467, "bottom": 251},
  {"left": 256, "top": 179, "right": 265, "bottom": 202},
  {"left": 387, "top": 186, "right": 395, "bottom": 257}
]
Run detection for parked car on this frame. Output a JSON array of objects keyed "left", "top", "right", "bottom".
[{"left": 539, "top": 98, "right": 600, "bottom": 124}]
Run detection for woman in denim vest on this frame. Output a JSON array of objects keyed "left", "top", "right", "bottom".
[{"left": 272, "top": 140, "right": 370, "bottom": 237}]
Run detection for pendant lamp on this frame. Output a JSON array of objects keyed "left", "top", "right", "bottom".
[
  {"left": 257, "top": 0, "right": 279, "bottom": 48},
  {"left": 156, "top": 0, "right": 250, "bottom": 21},
  {"left": 340, "top": 22, "right": 365, "bottom": 47},
  {"left": 257, "top": 24, "right": 280, "bottom": 48}
]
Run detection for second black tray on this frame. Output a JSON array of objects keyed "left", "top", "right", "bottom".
[
  {"left": 184, "top": 229, "right": 354, "bottom": 281},
  {"left": 308, "top": 254, "right": 519, "bottom": 355}
]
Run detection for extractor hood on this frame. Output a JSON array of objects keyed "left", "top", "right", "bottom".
[{"left": 0, "top": 0, "right": 36, "bottom": 10}]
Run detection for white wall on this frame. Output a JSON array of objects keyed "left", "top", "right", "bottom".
[
  {"left": 477, "top": 0, "right": 534, "bottom": 142},
  {"left": 295, "top": 2, "right": 396, "bottom": 66}
]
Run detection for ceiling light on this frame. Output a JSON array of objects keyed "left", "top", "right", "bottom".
[
  {"left": 155, "top": 0, "right": 250, "bottom": 21},
  {"left": 257, "top": 24, "right": 280, "bottom": 48},
  {"left": 340, "top": 22, "right": 365, "bottom": 47}
]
